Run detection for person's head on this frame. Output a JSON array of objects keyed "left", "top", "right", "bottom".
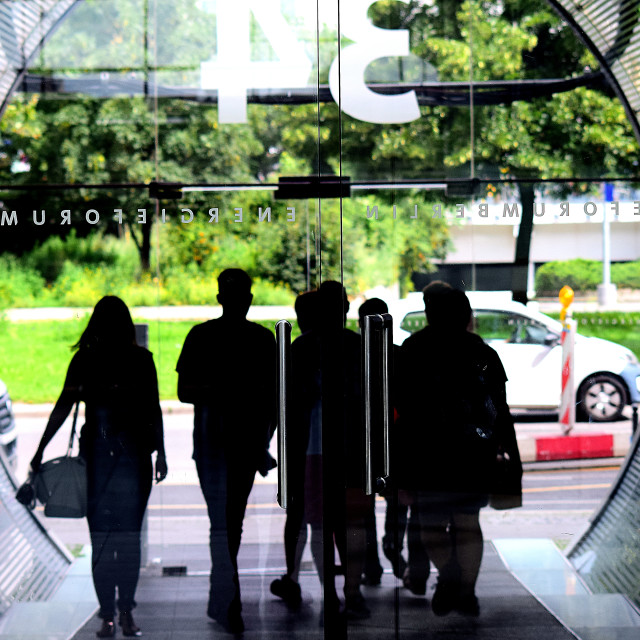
[
  {"left": 76, "top": 296, "right": 136, "bottom": 350},
  {"left": 217, "top": 268, "right": 253, "bottom": 319},
  {"left": 358, "top": 297, "right": 388, "bottom": 332},
  {"left": 423, "top": 280, "right": 453, "bottom": 327},
  {"left": 424, "top": 285, "right": 471, "bottom": 332},
  {"left": 318, "top": 280, "right": 349, "bottom": 330},
  {"left": 295, "top": 289, "right": 320, "bottom": 334}
]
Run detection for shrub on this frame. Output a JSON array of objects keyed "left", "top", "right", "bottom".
[
  {"left": 161, "top": 267, "right": 217, "bottom": 306},
  {"left": 611, "top": 261, "right": 640, "bottom": 289},
  {"left": 251, "top": 278, "right": 295, "bottom": 305},
  {"left": 0, "top": 255, "right": 46, "bottom": 308},
  {"left": 536, "top": 259, "right": 604, "bottom": 295},
  {"left": 52, "top": 262, "right": 143, "bottom": 306},
  {"left": 26, "top": 230, "right": 138, "bottom": 282},
  {"left": 536, "top": 259, "right": 640, "bottom": 295}
]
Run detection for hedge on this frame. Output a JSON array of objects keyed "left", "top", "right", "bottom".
[{"left": 536, "top": 259, "right": 640, "bottom": 295}]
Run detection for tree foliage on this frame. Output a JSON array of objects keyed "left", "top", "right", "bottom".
[{"left": 0, "top": 0, "right": 637, "bottom": 298}]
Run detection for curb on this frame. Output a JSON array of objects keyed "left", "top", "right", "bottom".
[{"left": 517, "top": 431, "right": 633, "bottom": 463}]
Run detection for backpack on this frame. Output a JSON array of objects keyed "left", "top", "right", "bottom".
[{"left": 452, "top": 358, "right": 501, "bottom": 481}]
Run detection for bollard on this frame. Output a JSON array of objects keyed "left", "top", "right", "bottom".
[{"left": 559, "top": 287, "right": 575, "bottom": 435}]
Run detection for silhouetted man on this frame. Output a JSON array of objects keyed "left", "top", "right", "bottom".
[{"left": 176, "top": 268, "right": 276, "bottom": 634}]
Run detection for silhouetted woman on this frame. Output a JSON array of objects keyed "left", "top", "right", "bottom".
[
  {"left": 30, "top": 296, "right": 168, "bottom": 638},
  {"left": 396, "top": 287, "right": 521, "bottom": 618}
]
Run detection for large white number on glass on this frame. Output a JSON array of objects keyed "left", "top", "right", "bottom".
[
  {"left": 201, "top": 0, "right": 312, "bottom": 123},
  {"left": 329, "top": 0, "right": 420, "bottom": 123}
]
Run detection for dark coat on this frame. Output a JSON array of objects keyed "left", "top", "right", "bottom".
[{"left": 394, "top": 326, "right": 521, "bottom": 497}]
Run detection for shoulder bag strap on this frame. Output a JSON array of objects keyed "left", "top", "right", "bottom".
[{"left": 66, "top": 400, "right": 81, "bottom": 456}]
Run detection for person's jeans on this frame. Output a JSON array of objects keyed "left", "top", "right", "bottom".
[
  {"left": 195, "top": 452, "right": 256, "bottom": 620},
  {"left": 87, "top": 446, "right": 151, "bottom": 619}
]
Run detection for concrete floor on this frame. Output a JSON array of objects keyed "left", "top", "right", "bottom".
[{"left": 69, "top": 542, "right": 577, "bottom": 640}]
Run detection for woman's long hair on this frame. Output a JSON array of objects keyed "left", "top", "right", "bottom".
[{"left": 74, "top": 296, "right": 137, "bottom": 351}]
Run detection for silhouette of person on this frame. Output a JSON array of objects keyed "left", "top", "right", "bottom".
[
  {"left": 284, "top": 281, "right": 369, "bottom": 625},
  {"left": 395, "top": 287, "right": 521, "bottom": 618},
  {"left": 30, "top": 296, "right": 167, "bottom": 638},
  {"left": 358, "top": 297, "right": 429, "bottom": 594},
  {"left": 271, "top": 289, "right": 320, "bottom": 607},
  {"left": 176, "top": 268, "right": 276, "bottom": 634}
]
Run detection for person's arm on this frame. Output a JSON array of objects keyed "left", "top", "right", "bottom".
[
  {"left": 30, "top": 355, "right": 82, "bottom": 471},
  {"left": 488, "top": 349, "right": 523, "bottom": 473},
  {"left": 146, "top": 352, "right": 168, "bottom": 483},
  {"left": 266, "top": 332, "right": 278, "bottom": 440}
]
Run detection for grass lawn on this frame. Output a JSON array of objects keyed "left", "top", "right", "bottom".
[
  {"left": 575, "top": 324, "right": 640, "bottom": 359},
  {"left": 2, "top": 315, "right": 637, "bottom": 404},
  {"left": 0, "top": 318, "right": 294, "bottom": 403}
]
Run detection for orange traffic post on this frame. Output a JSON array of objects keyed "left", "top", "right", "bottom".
[{"left": 559, "top": 286, "right": 576, "bottom": 435}]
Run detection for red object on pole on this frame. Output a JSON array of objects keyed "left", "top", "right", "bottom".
[{"left": 536, "top": 434, "right": 613, "bottom": 461}]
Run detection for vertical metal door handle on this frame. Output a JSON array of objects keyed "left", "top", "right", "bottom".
[
  {"left": 276, "top": 320, "right": 292, "bottom": 509},
  {"left": 363, "top": 313, "right": 394, "bottom": 495},
  {"left": 363, "top": 314, "right": 383, "bottom": 495},
  {"left": 380, "top": 313, "right": 394, "bottom": 483}
]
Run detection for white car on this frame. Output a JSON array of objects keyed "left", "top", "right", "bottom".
[{"left": 389, "top": 291, "right": 640, "bottom": 422}]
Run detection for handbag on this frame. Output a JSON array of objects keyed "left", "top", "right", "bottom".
[
  {"left": 33, "top": 402, "right": 88, "bottom": 518},
  {"left": 489, "top": 449, "right": 522, "bottom": 510}
]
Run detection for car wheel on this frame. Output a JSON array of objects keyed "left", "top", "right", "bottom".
[{"left": 577, "top": 374, "right": 627, "bottom": 422}]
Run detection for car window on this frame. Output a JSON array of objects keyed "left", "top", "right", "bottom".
[
  {"left": 400, "top": 311, "right": 426, "bottom": 334},
  {"left": 474, "top": 310, "right": 557, "bottom": 345},
  {"left": 473, "top": 311, "right": 515, "bottom": 342},
  {"left": 402, "top": 309, "right": 557, "bottom": 347}
]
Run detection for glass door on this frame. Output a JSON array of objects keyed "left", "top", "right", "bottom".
[
  {"left": 3, "top": 1, "right": 635, "bottom": 639},
  {"left": 326, "top": 1, "right": 628, "bottom": 637}
]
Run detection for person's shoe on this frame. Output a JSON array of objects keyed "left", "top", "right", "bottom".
[
  {"left": 361, "top": 563, "right": 384, "bottom": 586},
  {"left": 455, "top": 593, "right": 480, "bottom": 617},
  {"left": 383, "top": 542, "right": 407, "bottom": 579},
  {"left": 270, "top": 574, "right": 302, "bottom": 607},
  {"left": 207, "top": 605, "right": 245, "bottom": 634},
  {"left": 402, "top": 567, "right": 427, "bottom": 596},
  {"left": 344, "top": 592, "right": 371, "bottom": 619},
  {"left": 96, "top": 618, "right": 115, "bottom": 638},
  {"left": 118, "top": 612, "right": 141, "bottom": 637},
  {"left": 224, "top": 610, "right": 245, "bottom": 634},
  {"left": 320, "top": 595, "right": 345, "bottom": 629},
  {"left": 431, "top": 578, "right": 459, "bottom": 617}
]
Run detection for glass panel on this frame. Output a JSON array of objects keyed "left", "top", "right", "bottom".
[
  {"left": 2, "top": 1, "right": 640, "bottom": 638},
  {"left": 3, "top": 1, "right": 327, "bottom": 638},
  {"left": 330, "top": 2, "right": 637, "bottom": 637}
]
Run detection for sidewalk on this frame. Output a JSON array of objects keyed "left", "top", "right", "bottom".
[
  {"left": 511, "top": 413, "right": 634, "bottom": 464},
  {"left": 5, "top": 298, "right": 640, "bottom": 323}
]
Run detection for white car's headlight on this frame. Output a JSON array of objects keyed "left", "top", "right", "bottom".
[{"left": 624, "top": 351, "right": 639, "bottom": 365}]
